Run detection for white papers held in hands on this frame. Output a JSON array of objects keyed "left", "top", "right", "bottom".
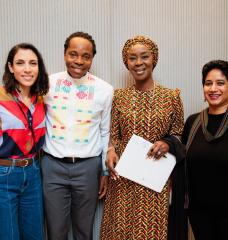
[{"left": 115, "top": 134, "right": 176, "bottom": 193}]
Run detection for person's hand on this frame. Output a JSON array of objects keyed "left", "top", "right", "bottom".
[
  {"left": 99, "top": 176, "right": 108, "bottom": 199},
  {"left": 147, "top": 140, "right": 169, "bottom": 160},
  {"left": 106, "top": 148, "right": 119, "bottom": 180}
]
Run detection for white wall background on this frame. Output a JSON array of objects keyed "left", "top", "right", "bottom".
[
  {"left": 0, "top": 0, "right": 227, "bottom": 239},
  {"left": 1, "top": 0, "right": 228, "bottom": 118}
]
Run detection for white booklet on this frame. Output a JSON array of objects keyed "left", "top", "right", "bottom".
[{"left": 115, "top": 134, "right": 176, "bottom": 193}]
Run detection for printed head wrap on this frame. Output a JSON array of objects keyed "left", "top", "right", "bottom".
[{"left": 122, "top": 35, "right": 159, "bottom": 69}]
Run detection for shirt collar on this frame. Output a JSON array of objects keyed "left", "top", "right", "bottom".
[{"left": 66, "top": 71, "right": 89, "bottom": 83}]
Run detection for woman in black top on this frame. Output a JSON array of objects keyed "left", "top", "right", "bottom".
[{"left": 182, "top": 60, "right": 228, "bottom": 240}]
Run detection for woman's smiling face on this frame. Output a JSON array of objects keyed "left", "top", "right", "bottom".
[
  {"left": 204, "top": 68, "right": 228, "bottom": 113},
  {"left": 126, "top": 43, "right": 154, "bottom": 83}
]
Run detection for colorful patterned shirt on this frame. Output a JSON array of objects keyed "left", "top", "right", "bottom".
[
  {"left": 0, "top": 86, "right": 46, "bottom": 159},
  {"left": 43, "top": 71, "right": 113, "bottom": 170}
]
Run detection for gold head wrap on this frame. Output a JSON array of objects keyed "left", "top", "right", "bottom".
[{"left": 122, "top": 35, "right": 159, "bottom": 69}]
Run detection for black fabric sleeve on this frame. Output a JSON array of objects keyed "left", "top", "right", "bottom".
[{"left": 162, "top": 135, "right": 186, "bottom": 163}]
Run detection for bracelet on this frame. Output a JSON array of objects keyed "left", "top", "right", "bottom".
[{"left": 107, "top": 146, "right": 115, "bottom": 153}]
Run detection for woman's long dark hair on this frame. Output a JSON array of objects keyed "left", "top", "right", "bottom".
[{"left": 3, "top": 43, "right": 49, "bottom": 96}]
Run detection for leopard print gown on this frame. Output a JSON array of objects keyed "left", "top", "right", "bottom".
[{"left": 100, "top": 84, "right": 184, "bottom": 240}]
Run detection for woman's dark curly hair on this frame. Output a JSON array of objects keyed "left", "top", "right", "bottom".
[
  {"left": 3, "top": 43, "right": 49, "bottom": 96},
  {"left": 202, "top": 60, "right": 228, "bottom": 85}
]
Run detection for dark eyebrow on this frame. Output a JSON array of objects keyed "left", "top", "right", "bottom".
[
  {"left": 14, "top": 58, "right": 25, "bottom": 61},
  {"left": 128, "top": 51, "right": 151, "bottom": 56},
  {"left": 83, "top": 52, "right": 92, "bottom": 56},
  {"left": 205, "top": 79, "right": 225, "bottom": 83},
  {"left": 14, "top": 58, "right": 37, "bottom": 62}
]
